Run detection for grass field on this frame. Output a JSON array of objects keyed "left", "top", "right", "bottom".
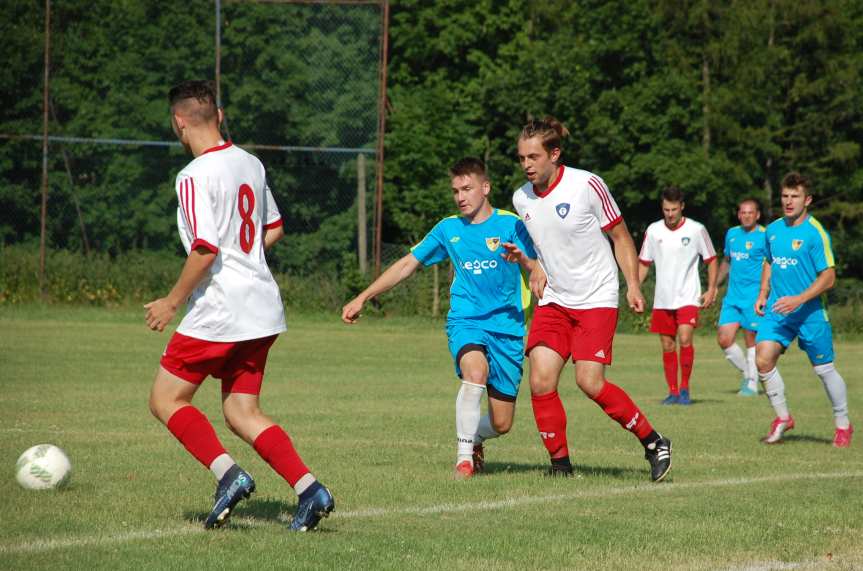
[{"left": 1, "top": 305, "right": 862, "bottom": 570}]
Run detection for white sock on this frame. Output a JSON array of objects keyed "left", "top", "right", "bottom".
[
  {"left": 746, "top": 347, "right": 758, "bottom": 384},
  {"left": 209, "top": 453, "right": 235, "bottom": 481},
  {"left": 294, "top": 473, "right": 317, "bottom": 496},
  {"left": 759, "top": 367, "right": 790, "bottom": 419},
  {"left": 475, "top": 414, "right": 500, "bottom": 446},
  {"left": 813, "top": 363, "right": 850, "bottom": 429},
  {"left": 456, "top": 381, "right": 485, "bottom": 463},
  {"left": 723, "top": 344, "right": 746, "bottom": 374}
]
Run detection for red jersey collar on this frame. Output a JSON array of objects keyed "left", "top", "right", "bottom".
[
  {"left": 533, "top": 165, "right": 565, "bottom": 198},
  {"left": 202, "top": 140, "right": 233, "bottom": 155},
  {"left": 665, "top": 217, "right": 686, "bottom": 231}
]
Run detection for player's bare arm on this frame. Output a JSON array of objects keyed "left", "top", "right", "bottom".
[
  {"left": 341, "top": 253, "right": 422, "bottom": 324},
  {"left": 755, "top": 260, "right": 771, "bottom": 316},
  {"left": 772, "top": 267, "right": 836, "bottom": 316},
  {"left": 263, "top": 224, "right": 285, "bottom": 250},
  {"left": 717, "top": 258, "right": 730, "bottom": 287},
  {"left": 145, "top": 247, "right": 217, "bottom": 332},
  {"left": 701, "top": 257, "right": 719, "bottom": 308},
  {"left": 501, "top": 243, "right": 546, "bottom": 299},
  {"left": 607, "top": 221, "right": 646, "bottom": 313}
]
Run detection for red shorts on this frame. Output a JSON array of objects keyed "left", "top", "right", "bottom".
[
  {"left": 649, "top": 306, "right": 700, "bottom": 335},
  {"left": 526, "top": 304, "right": 617, "bottom": 364},
  {"left": 160, "top": 332, "right": 279, "bottom": 395}
]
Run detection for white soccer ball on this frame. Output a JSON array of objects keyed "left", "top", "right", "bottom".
[{"left": 15, "top": 444, "right": 72, "bottom": 490}]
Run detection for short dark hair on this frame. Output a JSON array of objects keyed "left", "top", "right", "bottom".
[
  {"left": 449, "top": 157, "right": 487, "bottom": 180},
  {"left": 739, "top": 197, "right": 762, "bottom": 211},
  {"left": 661, "top": 186, "right": 684, "bottom": 203},
  {"left": 169, "top": 80, "right": 218, "bottom": 124},
  {"left": 780, "top": 171, "right": 812, "bottom": 195}
]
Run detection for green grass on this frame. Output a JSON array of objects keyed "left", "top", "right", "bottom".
[{"left": 1, "top": 305, "right": 862, "bottom": 570}]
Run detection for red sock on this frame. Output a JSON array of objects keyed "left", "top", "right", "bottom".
[
  {"left": 531, "top": 391, "right": 569, "bottom": 459},
  {"left": 253, "top": 425, "right": 310, "bottom": 487},
  {"left": 592, "top": 381, "right": 654, "bottom": 440},
  {"left": 662, "top": 351, "right": 679, "bottom": 395},
  {"left": 166, "top": 405, "right": 226, "bottom": 468},
  {"left": 680, "top": 345, "right": 694, "bottom": 390}
]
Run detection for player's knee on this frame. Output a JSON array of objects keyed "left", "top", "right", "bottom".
[
  {"left": 716, "top": 332, "right": 732, "bottom": 348},
  {"left": 492, "top": 416, "right": 513, "bottom": 434},
  {"left": 461, "top": 370, "right": 488, "bottom": 386}
]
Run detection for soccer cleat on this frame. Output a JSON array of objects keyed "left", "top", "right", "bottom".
[
  {"left": 737, "top": 379, "right": 758, "bottom": 397},
  {"left": 661, "top": 393, "right": 679, "bottom": 405},
  {"left": 453, "top": 460, "right": 474, "bottom": 480},
  {"left": 472, "top": 444, "right": 485, "bottom": 474},
  {"left": 833, "top": 424, "right": 854, "bottom": 448},
  {"left": 677, "top": 389, "right": 691, "bottom": 405},
  {"left": 204, "top": 465, "right": 255, "bottom": 529},
  {"left": 544, "top": 457, "right": 574, "bottom": 478},
  {"left": 289, "top": 483, "right": 335, "bottom": 531},
  {"left": 762, "top": 416, "right": 795, "bottom": 444},
  {"left": 644, "top": 436, "right": 672, "bottom": 482}
]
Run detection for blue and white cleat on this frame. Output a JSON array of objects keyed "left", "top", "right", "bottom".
[
  {"left": 204, "top": 465, "right": 255, "bottom": 529},
  {"left": 661, "top": 393, "right": 679, "bottom": 405},
  {"left": 737, "top": 379, "right": 758, "bottom": 397},
  {"left": 677, "top": 389, "right": 692, "bottom": 405},
  {"left": 289, "top": 482, "right": 335, "bottom": 532}
]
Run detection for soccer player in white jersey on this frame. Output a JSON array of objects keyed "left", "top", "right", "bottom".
[
  {"left": 755, "top": 172, "right": 852, "bottom": 447},
  {"left": 507, "top": 117, "right": 672, "bottom": 482},
  {"left": 716, "top": 199, "right": 767, "bottom": 397},
  {"left": 638, "top": 187, "right": 718, "bottom": 406},
  {"left": 342, "top": 157, "right": 539, "bottom": 479},
  {"left": 145, "top": 80, "right": 333, "bottom": 531}
]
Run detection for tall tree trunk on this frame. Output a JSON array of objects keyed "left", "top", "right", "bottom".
[{"left": 764, "top": 0, "right": 776, "bottom": 218}]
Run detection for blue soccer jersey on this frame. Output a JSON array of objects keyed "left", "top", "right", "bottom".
[
  {"left": 764, "top": 215, "right": 834, "bottom": 312},
  {"left": 411, "top": 209, "right": 535, "bottom": 337},
  {"left": 724, "top": 225, "right": 768, "bottom": 304}
]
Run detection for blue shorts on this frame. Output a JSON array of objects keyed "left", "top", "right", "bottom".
[
  {"left": 755, "top": 305, "right": 834, "bottom": 365},
  {"left": 718, "top": 298, "right": 761, "bottom": 331},
  {"left": 447, "top": 324, "right": 524, "bottom": 401}
]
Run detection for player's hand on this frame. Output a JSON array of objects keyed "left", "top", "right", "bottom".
[
  {"left": 754, "top": 296, "right": 767, "bottom": 316},
  {"left": 529, "top": 265, "right": 547, "bottom": 300},
  {"left": 341, "top": 298, "right": 365, "bottom": 324},
  {"left": 144, "top": 298, "right": 177, "bottom": 332},
  {"left": 700, "top": 287, "right": 718, "bottom": 309},
  {"left": 501, "top": 242, "right": 524, "bottom": 264},
  {"left": 626, "top": 286, "right": 646, "bottom": 314},
  {"left": 772, "top": 295, "right": 802, "bottom": 316}
]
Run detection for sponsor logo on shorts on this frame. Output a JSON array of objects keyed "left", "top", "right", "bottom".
[
  {"left": 792, "top": 239, "right": 804, "bottom": 251},
  {"left": 681, "top": 237, "right": 691, "bottom": 246},
  {"left": 463, "top": 258, "right": 499, "bottom": 274},
  {"left": 594, "top": 349, "right": 606, "bottom": 358},
  {"left": 485, "top": 237, "right": 501, "bottom": 252},
  {"left": 770, "top": 234, "right": 776, "bottom": 241},
  {"left": 450, "top": 236, "right": 460, "bottom": 243},
  {"left": 772, "top": 256, "right": 799, "bottom": 270},
  {"left": 690, "top": 318, "right": 697, "bottom": 324},
  {"left": 524, "top": 212, "right": 531, "bottom": 221},
  {"left": 556, "top": 203, "right": 571, "bottom": 219}
]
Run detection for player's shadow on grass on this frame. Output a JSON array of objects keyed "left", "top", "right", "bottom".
[
  {"left": 777, "top": 434, "right": 833, "bottom": 445},
  {"left": 184, "top": 498, "right": 337, "bottom": 533},
  {"left": 483, "top": 462, "right": 642, "bottom": 480},
  {"left": 482, "top": 461, "right": 546, "bottom": 475}
]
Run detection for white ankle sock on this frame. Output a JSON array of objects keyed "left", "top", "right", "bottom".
[
  {"left": 759, "top": 367, "right": 790, "bottom": 419},
  {"left": 209, "top": 454, "right": 235, "bottom": 481},
  {"left": 813, "top": 363, "right": 850, "bottom": 429},
  {"left": 456, "top": 381, "right": 485, "bottom": 463},
  {"left": 294, "top": 473, "right": 317, "bottom": 496},
  {"left": 723, "top": 344, "right": 746, "bottom": 374}
]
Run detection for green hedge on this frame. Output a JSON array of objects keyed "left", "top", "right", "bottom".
[{"left": 2, "top": 244, "right": 862, "bottom": 334}]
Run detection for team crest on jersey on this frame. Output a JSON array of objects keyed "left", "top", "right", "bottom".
[
  {"left": 555, "top": 203, "right": 570, "bottom": 219},
  {"left": 485, "top": 237, "right": 501, "bottom": 252},
  {"left": 792, "top": 239, "right": 804, "bottom": 251},
  {"left": 681, "top": 237, "right": 691, "bottom": 246},
  {"left": 745, "top": 241, "right": 753, "bottom": 250}
]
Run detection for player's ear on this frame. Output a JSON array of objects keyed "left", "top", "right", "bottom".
[
  {"left": 217, "top": 107, "right": 224, "bottom": 127},
  {"left": 481, "top": 178, "right": 491, "bottom": 196},
  {"left": 549, "top": 147, "right": 561, "bottom": 164}
]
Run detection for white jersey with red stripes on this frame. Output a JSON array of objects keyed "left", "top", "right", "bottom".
[
  {"left": 174, "top": 141, "right": 286, "bottom": 342},
  {"left": 639, "top": 217, "right": 716, "bottom": 309},
  {"left": 512, "top": 165, "right": 622, "bottom": 309}
]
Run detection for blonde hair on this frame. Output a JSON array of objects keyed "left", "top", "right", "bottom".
[{"left": 519, "top": 116, "right": 570, "bottom": 153}]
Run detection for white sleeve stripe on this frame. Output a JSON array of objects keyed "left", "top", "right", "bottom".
[{"left": 588, "top": 176, "right": 619, "bottom": 223}]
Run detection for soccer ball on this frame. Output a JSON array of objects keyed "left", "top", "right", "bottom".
[{"left": 15, "top": 444, "right": 72, "bottom": 490}]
